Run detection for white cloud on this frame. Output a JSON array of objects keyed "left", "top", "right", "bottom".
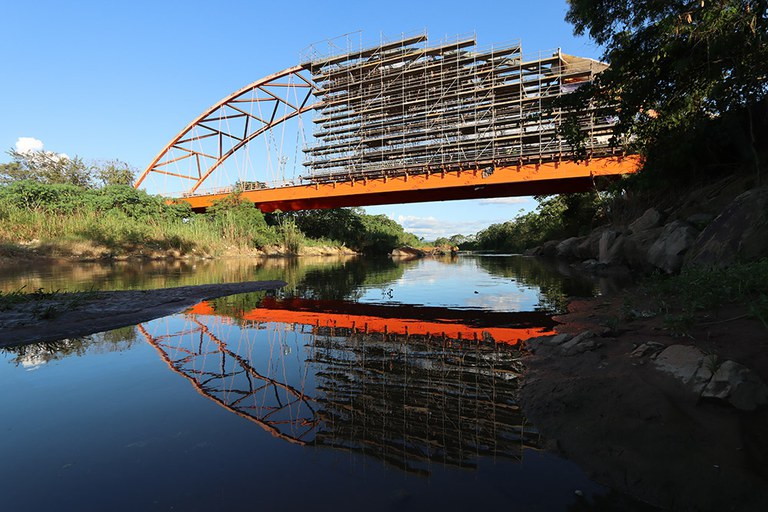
[
  {"left": 478, "top": 197, "right": 528, "bottom": 205},
  {"left": 15, "top": 137, "right": 44, "bottom": 153},
  {"left": 396, "top": 214, "right": 499, "bottom": 239}
]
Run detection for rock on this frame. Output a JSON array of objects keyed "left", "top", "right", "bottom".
[
  {"left": 622, "top": 227, "right": 663, "bottom": 271},
  {"left": 573, "top": 259, "right": 603, "bottom": 273},
  {"left": 574, "top": 229, "right": 607, "bottom": 260},
  {"left": 630, "top": 342, "right": 665, "bottom": 358},
  {"left": 539, "top": 240, "right": 560, "bottom": 257},
  {"left": 390, "top": 246, "right": 425, "bottom": 259},
  {"left": 701, "top": 360, "right": 768, "bottom": 411},
  {"left": 560, "top": 331, "right": 600, "bottom": 356},
  {"left": 685, "top": 188, "right": 768, "bottom": 268},
  {"left": 524, "top": 333, "right": 573, "bottom": 353},
  {"left": 685, "top": 213, "right": 715, "bottom": 230},
  {"left": 600, "top": 235, "right": 627, "bottom": 265},
  {"left": 523, "top": 246, "right": 540, "bottom": 256},
  {"left": 597, "top": 230, "right": 618, "bottom": 262},
  {"left": 628, "top": 208, "right": 663, "bottom": 234},
  {"left": 647, "top": 221, "right": 699, "bottom": 274},
  {"left": 654, "top": 345, "right": 712, "bottom": 394},
  {"left": 556, "top": 237, "right": 583, "bottom": 259}
]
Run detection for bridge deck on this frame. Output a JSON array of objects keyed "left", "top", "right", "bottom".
[{"left": 178, "top": 155, "right": 639, "bottom": 212}]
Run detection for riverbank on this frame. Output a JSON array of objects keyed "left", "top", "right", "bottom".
[
  {"left": 521, "top": 285, "right": 768, "bottom": 510},
  {"left": 0, "top": 280, "right": 286, "bottom": 348}
]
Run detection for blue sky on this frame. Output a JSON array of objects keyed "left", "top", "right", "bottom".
[{"left": 0, "top": 0, "right": 601, "bottom": 239}]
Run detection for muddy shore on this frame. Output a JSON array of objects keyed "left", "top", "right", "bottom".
[
  {"left": 521, "top": 291, "right": 768, "bottom": 511},
  {"left": 0, "top": 281, "right": 286, "bottom": 348}
]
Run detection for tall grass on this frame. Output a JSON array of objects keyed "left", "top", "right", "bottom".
[{"left": 0, "top": 204, "right": 264, "bottom": 257}]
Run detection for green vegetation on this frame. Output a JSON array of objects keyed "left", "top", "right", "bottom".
[
  {"left": 0, "top": 150, "right": 420, "bottom": 258},
  {"left": 642, "top": 259, "right": 768, "bottom": 335},
  {"left": 563, "top": 0, "right": 767, "bottom": 186},
  {"left": 280, "top": 207, "right": 420, "bottom": 254},
  {"left": 469, "top": 192, "right": 606, "bottom": 253}
]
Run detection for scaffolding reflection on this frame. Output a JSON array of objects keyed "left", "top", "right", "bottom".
[{"left": 138, "top": 297, "right": 547, "bottom": 473}]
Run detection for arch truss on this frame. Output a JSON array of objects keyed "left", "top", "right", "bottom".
[{"left": 135, "top": 66, "right": 320, "bottom": 195}]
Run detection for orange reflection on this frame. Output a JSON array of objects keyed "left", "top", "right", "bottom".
[{"left": 186, "top": 296, "right": 555, "bottom": 346}]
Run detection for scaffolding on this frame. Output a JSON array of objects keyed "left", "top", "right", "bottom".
[{"left": 302, "top": 34, "right": 614, "bottom": 183}]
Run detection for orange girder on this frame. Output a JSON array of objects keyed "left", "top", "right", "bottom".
[{"left": 178, "top": 155, "right": 640, "bottom": 212}]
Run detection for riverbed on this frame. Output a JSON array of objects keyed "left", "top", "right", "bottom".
[{"left": 0, "top": 255, "right": 647, "bottom": 511}]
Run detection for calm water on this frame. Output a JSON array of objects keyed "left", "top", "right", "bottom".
[{"left": 0, "top": 255, "right": 636, "bottom": 511}]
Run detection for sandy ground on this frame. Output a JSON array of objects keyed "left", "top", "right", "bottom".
[
  {"left": 521, "top": 292, "right": 768, "bottom": 511},
  {"left": 0, "top": 281, "right": 286, "bottom": 348}
]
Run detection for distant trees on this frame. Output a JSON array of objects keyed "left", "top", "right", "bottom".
[
  {"left": 563, "top": 0, "right": 768, "bottom": 181},
  {"left": 0, "top": 149, "right": 136, "bottom": 188},
  {"left": 471, "top": 193, "right": 606, "bottom": 253}
]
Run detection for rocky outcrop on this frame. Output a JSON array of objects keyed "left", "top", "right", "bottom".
[
  {"left": 653, "top": 344, "right": 768, "bottom": 411},
  {"left": 628, "top": 208, "right": 663, "bottom": 233},
  {"left": 555, "top": 236, "right": 583, "bottom": 259},
  {"left": 685, "top": 187, "right": 768, "bottom": 268},
  {"left": 389, "top": 246, "right": 425, "bottom": 259},
  {"left": 621, "top": 226, "right": 663, "bottom": 271},
  {"left": 524, "top": 182, "right": 768, "bottom": 275},
  {"left": 524, "top": 330, "right": 601, "bottom": 356},
  {"left": 574, "top": 228, "right": 607, "bottom": 260},
  {"left": 701, "top": 360, "right": 768, "bottom": 411},
  {"left": 646, "top": 221, "right": 699, "bottom": 274},
  {"left": 654, "top": 345, "right": 713, "bottom": 394}
]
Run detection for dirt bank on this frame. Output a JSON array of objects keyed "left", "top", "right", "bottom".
[
  {"left": 521, "top": 290, "right": 768, "bottom": 511},
  {"left": 0, "top": 281, "right": 286, "bottom": 348}
]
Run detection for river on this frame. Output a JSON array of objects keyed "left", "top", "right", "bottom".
[{"left": 0, "top": 255, "right": 645, "bottom": 511}]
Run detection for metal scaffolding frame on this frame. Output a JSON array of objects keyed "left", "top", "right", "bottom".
[{"left": 302, "top": 34, "right": 613, "bottom": 183}]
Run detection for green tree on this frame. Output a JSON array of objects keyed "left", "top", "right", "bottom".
[
  {"left": 289, "top": 208, "right": 365, "bottom": 247},
  {"left": 564, "top": 0, "right": 768, "bottom": 182},
  {"left": 1, "top": 149, "right": 92, "bottom": 187},
  {"left": 207, "top": 193, "right": 274, "bottom": 247},
  {"left": 93, "top": 159, "right": 136, "bottom": 187}
]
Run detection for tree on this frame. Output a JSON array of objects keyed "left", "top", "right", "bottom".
[
  {"left": 1, "top": 149, "right": 92, "bottom": 187},
  {"left": 94, "top": 159, "right": 136, "bottom": 187},
  {"left": 564, "top": 0, "right": 768, "bottom": 181}
]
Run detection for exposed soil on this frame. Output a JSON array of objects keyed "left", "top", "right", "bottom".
[
  {"left": 0, "top": 281, "right": 286, "bottom": 348},
  {"left": 521, "top": 289, "right": 768, "bottom": 511}
]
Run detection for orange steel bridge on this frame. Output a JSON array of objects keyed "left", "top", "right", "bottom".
[{"left": 134, "top": 33, "right": 639, "bottom": 211}]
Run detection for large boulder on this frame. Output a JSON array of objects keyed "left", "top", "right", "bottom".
[
  {"left": 598, "top": 229, "right": 619, "bottom": 262},
  {"left": 701, "top": 360, "right": 768, "bottom": 411},
  {"left": 390, "top": 246, "right": 425, "bottom": 259},
  {"left": 601, "top": 234, "right": 626, "bottom": 265},
  {"left": 556, "top": 236, "right": 583, "bottom": 259},
  {"left": 573, "top": 228, "right": 608, "bottom": 260},
  {"left": 647, "top": 221, "right": 698, "bottom": 274},
  {"left": 654, "top": 345, "right": 712, "bottom": 394},
  {"left": 622, "top": 226, "right": 663, "bottom": 272},
  {"left": 685, "top": 187, "right": 768, "bottom": 268},
  {"left": 628, "top": 208, "right": 663, "bottom": 234},
  {"left": 538, "top": 240, "right": 560, "bottom": 257}
]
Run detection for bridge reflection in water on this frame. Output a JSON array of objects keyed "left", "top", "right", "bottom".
[{"left": 138, "top": 296, "right": 554, "bottom": 474}]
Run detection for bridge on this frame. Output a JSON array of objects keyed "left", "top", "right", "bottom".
[{"left": 134, "top": 33, "right": 638, "bottom": 211}]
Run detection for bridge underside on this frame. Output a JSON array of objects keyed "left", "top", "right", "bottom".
[{"left": 178, "top": 156, "right": 639, "bottom": 212}]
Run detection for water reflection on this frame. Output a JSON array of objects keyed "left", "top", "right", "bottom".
[
  {"left": 0, "top": 254, "right": 623, "bottom": 315},
  {"left": 137, "top": 294, "right": 546, "bottom": 474},
  {"left": 5, "top": 326, "right": 138, "bottom": 369}
]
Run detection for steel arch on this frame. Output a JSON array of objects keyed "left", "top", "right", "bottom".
[{"left": 135, "top": 65, "right": 319, "bottom": 194}]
